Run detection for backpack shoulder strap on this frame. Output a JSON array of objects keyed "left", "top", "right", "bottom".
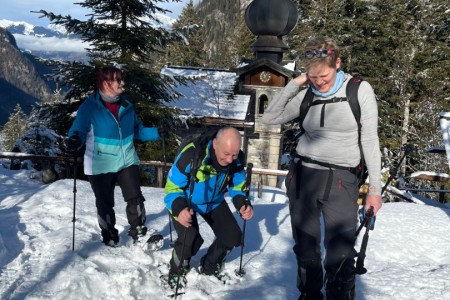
[
  {"left": 346, "top": 77, "right": 367, "bottom": 184},
  {"left": 189, "top": 127, "right": 221, "bottom": 181},
  {"left": 299, "top": 78, "right": 363, "bottom": 132},
  {"left": 299, "top": 87, "right": 315, "bottom": 131},
  {"left": 346, "top": 77, "right": 363, "bottom": 126}
]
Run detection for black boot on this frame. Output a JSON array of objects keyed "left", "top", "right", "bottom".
[
  {"left": 299, "top": 291, "right": 324, "bottom": 300},
  {"left": 297, "top": 258, "right": 324, "bottom": 298},
  {"left": 101, "top": 228, "right": 119, "bottom": 246},
  {"left": 167, "top": 260, "right": 190, "bottom": 290},
  {"left": 169, "top": 250, "right": 191, "bottom": 275},
  {"left": 325, "top": 273, "right": 355, "bottom": 300},
  {"left": 325, "top": 252, "right": 356, "bottom": 300},
  {"left": 199, "top": 255, "right": 222, "bottom": 276}
]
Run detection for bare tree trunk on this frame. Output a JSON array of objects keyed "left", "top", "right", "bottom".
[{"left": 400, "top": 96, "right": 410, "bottom": 176}]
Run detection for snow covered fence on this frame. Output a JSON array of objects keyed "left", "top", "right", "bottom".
[{"left": 0, "top": 151, "right": 80, "bottom": 183}]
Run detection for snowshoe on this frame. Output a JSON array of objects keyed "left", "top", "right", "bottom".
[
  {"left": 160, "top": 267, "right": 187, "bottom": 298},
  {"left": 143, "top": 233, "right": 164, "bottom": 252},
  {"left": 129, "top": 227, "right": 163, "bottom": 251},
  {"left": 146, "top": 233, "right": 164, "bottom": 251}
]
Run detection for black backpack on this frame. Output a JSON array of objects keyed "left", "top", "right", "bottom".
[
  {"left": 298, "top": 77, "right": 368, "bottom": 186},
  {"left": 177, "top": 127, "right": 220, "bottom": 181}
]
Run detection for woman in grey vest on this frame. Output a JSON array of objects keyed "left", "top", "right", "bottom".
[{"left": 262, "top": 37, "right": 382, "bottom": 300}]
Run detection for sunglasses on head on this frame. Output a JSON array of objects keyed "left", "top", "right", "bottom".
[{"left": 304, "top": 49, "right": 335, "bottom": 59}]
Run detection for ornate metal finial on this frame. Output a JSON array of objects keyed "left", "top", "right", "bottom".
[{"left": 245, "top": 0, "right": 298, "bottom": 63}]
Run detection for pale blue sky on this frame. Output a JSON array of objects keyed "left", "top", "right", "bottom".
[{"left": 0, "top": 0, "right": 199, "bottom": 27}]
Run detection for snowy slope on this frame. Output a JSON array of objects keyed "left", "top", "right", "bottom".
[{"left": 0, "top": 167, "right": 449, "bottom": 300}]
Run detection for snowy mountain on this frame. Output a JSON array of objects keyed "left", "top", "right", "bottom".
[
  {"left": 0, "top": 19, "right": 79, "bottom": 39},
  {"left": 0, "top": 27, "right": 51, "bottom": 126},
  {"left": 0, "top": 19, "right": 87, "bottom": 62},
  {"left": 0, "top": 165, "right": 449, "bottom": 299},
  {"left": 0, "top": 14, "right": 175, "bottom": 62}
]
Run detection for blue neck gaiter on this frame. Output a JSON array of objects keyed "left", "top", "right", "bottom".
[{"left": 311, "top": 70, "right": 345, "bottom": 97}]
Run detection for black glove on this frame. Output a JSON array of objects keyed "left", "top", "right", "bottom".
[
  {"left": 234, "top": 195, "right": 253, "bottom": 212},
  {"left": 242, "top": 198, "right": 252, "bottom": 209},
  {"left": 67, "top": 134, "right": 83, "bottom": 152}
]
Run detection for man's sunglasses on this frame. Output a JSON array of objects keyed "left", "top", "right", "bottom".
[
  {"left": 115, "top": 77, "right": 123, "bottom": 84},
  {"left": 304, "top": 49, "right": 335, "bottom": 59}
]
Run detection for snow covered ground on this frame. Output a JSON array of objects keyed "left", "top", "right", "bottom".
[{"left": 0, "top": 166, "right": 449, "bottom": 300}]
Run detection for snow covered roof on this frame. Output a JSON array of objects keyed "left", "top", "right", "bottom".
[{"left": 161, "top": 66, "right": 251, "bottom": 121}]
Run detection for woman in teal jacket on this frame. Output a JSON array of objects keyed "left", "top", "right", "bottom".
[{"left": 67, "top": 65, "right": 159, "bottom": 246}]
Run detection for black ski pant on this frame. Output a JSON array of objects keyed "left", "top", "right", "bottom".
[
  {"left": 88, "top": 164, "right": 146, "bottom": 237},
  {"left": 286, "top": 161, "right": 359, "bottom": 300},
  {"left": 170, "top": 201, "right": 242, "bottom": 272}
]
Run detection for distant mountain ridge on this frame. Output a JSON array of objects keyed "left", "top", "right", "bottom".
[
  {"left": 0, "top": 15, "right": 175, "bottom": 62},
  {"left": 0, "top": 19, "right": 79, "bottom": 39},
  {"left": 0, "top": 27, "right": 51, "bottom": 127}
]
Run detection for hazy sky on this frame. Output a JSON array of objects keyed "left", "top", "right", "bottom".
[{"left": 0, "top": 0, "right": 199, "bottom": 26}]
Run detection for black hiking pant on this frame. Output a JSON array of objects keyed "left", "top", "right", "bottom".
[
  {"left": 170, "top": 201, "right": 242, "bottom": 272},
  {"left": 286, "top": 160, "right": 359, "bottom": 300},
  {"left": 88, "top": 164, "right": 146, "bottom": 239}
]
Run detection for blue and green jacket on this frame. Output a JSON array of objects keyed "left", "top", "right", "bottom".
[
  {"left": 164, "top": 141, "right": 248, "bottom": 216},
  {"left": 68, "top": 92, "right": 159, "bottom": 175}
]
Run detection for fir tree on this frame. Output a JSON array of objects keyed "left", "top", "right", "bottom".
[
  {"left": 2, "top": 104, "right": 28, "bottom": 151},
  {"left": 166, "top": 0, "right": 207, "bottom": 67},
  {"left": 228, "top": 13, "right": 255, "bottom": 65},
  {"left": 285, "top": 0, "right": 450, "bottom": 180},
  {"left": 36, "top": 0, "right": 179, "bottom": 104},
  {"left": 359, "top": 0, "right": 450, "bottom": 176},
  {"left": 36, "top": 0, "right": 181, "bottom": 164}
]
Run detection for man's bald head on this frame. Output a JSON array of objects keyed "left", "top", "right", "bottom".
[{"left": 213, "top": 127, "right": 242, "bottom": 167}]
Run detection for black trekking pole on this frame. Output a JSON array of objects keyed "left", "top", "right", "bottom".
[
  {"left": 235, "top": 163, "right": 253, "bottom": 277},
  {"left": 72, "top": 155, "right": 78, "bottom": 251},
  {"left": 355, "top": 206, "right": 374, "bottom": 274},
  {"left": 174, "top": 157, "right": 198, "bottom": 299},
  {"left": 160, "top": 125, "right": 174, "bottom": 246},
  {"left": 355, "top": 143, "right": 415, "bottom": 272}
]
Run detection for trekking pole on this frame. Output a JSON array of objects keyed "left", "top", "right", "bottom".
[
  {"left": 72, "top": 155, "right": 78, "bottom": 251},
  {"left": 160, "top": 124, "right": 173, "bottom": 246},
  {"left": 355, "top": 206, "right": 374, "bottom": 274},
  {"left": 174, "top": 157, "right": 198, "bottom": 299},
  {"left": 235, "top": 163, "right": 253, "bottom": 277},
  {"left": 355, "top": 143, "right": 415, "bottom": 272}
]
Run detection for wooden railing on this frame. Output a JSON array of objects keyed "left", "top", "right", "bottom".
[
  {"left": 0, "top": 152, "right": 288, "bottom": 198},
  {"left": 251, "top": 167, "right": 288, "bottom": 198},
  {"left": 139, "top": 161, "right": 288, "bottom": 198},
  {"left": 0, "top": 152, "right": 79, "bottom": 163},
  {"left": 140, "top": 161, "right": 173, "bottom": 188}
]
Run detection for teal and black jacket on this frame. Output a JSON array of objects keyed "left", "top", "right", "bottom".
[
  {"left": 68, "top": 91, "right": 159, "bottom": 175},
  {"left": 164, "top": 140, "right": 248, "bottom": 217}
]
